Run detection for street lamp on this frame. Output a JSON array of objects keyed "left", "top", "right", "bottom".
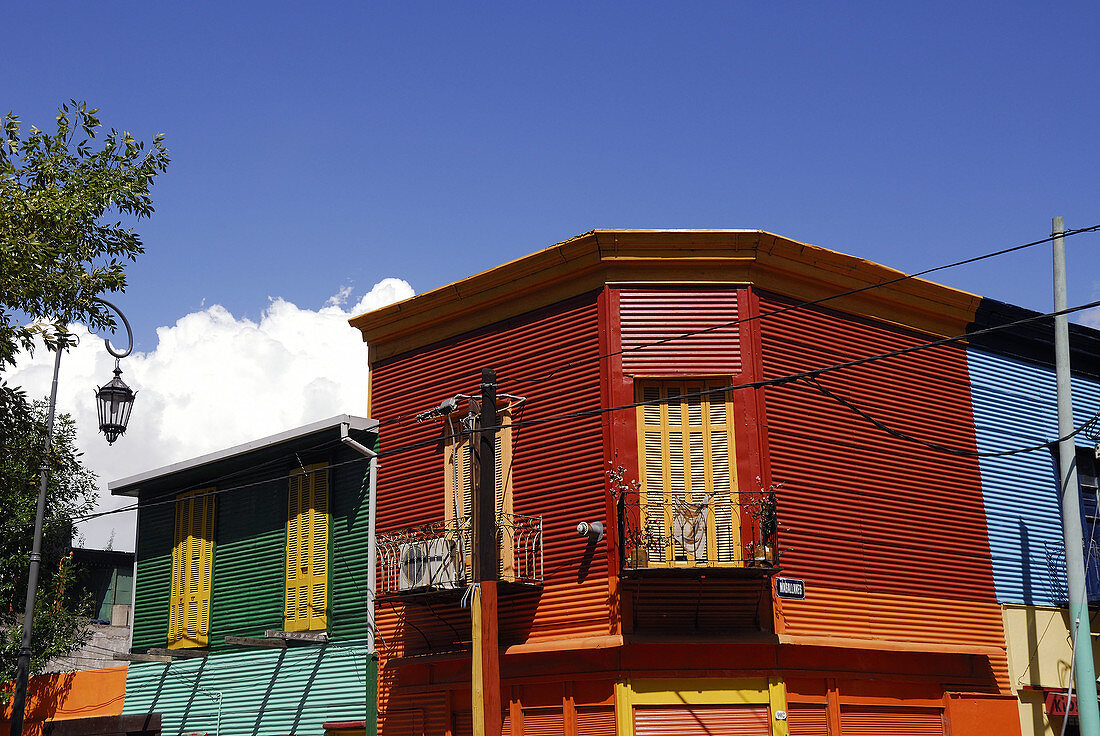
[
  {"left": 9, "top": 297, "right": 136, "bottom": 736},
  {"left": 94, "top": 300, "right": 136, "bottom": 444}
]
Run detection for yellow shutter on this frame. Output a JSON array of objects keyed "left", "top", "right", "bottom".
[
  {"left": 636, "top": 380, "right": 740, "bottom": 567},
  {"left": 169, "top": 489, "right": 215, "bottom": 648},
  {"left": 442, "top": 410, "right": 514, "bottom": 578},
  {"left": 285, "top": 463, "right": 328, "bottom": 632},
  {"left": 309, "top": 466, "right": 329, "bottom": 630}
]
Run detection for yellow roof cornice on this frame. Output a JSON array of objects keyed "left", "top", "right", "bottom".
[{"left": 349, "top": 229, "right": 981, "bottom": 362}]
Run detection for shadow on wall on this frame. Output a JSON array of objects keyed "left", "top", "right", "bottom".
[
  {"left": 133, "top": 645, "right": 346, "bottom": 734},
  {"left": 0, "top": 668, "right": 130, "bottom": 734},
  {"left": 0, "top": 672, "right": 76, "bottom": 724}
]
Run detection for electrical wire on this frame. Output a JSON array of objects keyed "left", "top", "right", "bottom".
[
  {"left": 496, "top": 224, "right": 1100, "bottom": 392},
  {"left": 39, "top": 296, "right": 1100, "bottom": 531},
  {"left": 803, "top": 375, "right": 1100, "bottom": 458}
]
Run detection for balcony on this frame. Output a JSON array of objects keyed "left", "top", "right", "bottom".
[
  {"left": 617, "top": 490, "right": 779, "bottom": 577},
  {"left": 377, "top": 513, "right": 543, "bottom": 596}
]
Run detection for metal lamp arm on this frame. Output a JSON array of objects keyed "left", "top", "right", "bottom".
[{"left": 94, "top": 297, "right": 134, "bottom": 359}]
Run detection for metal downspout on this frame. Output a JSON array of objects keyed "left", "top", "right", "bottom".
[{"left": 340, "top": 421, "right": 379, "bottom": 736}]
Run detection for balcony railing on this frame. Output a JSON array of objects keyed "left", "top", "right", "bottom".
[
  {"left": 377, "top": 513, "right": 543, "bottom": 596},
  {"left": 618, "top": 490, "right": 779, "bottom": 572}
]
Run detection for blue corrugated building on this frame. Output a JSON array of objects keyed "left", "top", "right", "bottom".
[{"left": 966, "top": 300, "right": 1100, "bottom": 736}]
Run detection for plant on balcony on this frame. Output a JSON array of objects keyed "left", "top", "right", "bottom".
[{"left": 743, "top": 478, "right": 781, "bottom": 567}]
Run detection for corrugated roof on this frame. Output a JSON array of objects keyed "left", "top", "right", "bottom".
[{"left": 109, "top": 414, "right": 376, "bottom": 496}]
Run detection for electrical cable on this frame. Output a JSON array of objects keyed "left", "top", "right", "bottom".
[
  {"left": 496, "top": 224, "right": 1100, "bottom": 392},
  {"left": 803, "top": 375, "right": 1100, "bottom": 458},
  {"left": 40, "top": 296, "right": 1100, "bottom": 531}
]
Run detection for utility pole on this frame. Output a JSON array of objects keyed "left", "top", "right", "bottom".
[
  {"left": 1053, "top": 216, "right": 1100, "bottom": 735},
  {"left": 9, "top": 347, "right": 63, "bottom": 736},
  {"left": 471, "top": 368, "right": 501, "bottom": 736}
]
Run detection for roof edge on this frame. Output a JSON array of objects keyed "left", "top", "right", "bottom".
[
  {"left": 109, "top": 414, "right": 376, "bottom": 495},
  {"left": 348, "top": 229, "right": 985, "bottom": 361}
]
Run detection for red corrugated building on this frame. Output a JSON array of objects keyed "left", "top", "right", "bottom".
[{"left": 349, "top": 230, "right": 1021, "bottom": 736}]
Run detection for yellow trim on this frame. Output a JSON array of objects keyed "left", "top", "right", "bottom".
[
  {"left": 349, "top": 230, "right": 982, "bottom": 361},
  {"left": 618, "top": 677, "right": 784, "bottom": 735},
  {"left": 615, "top": 681, "right": 634, "bottom": 736},
  {"left": 768, "top": 677, "right": 789, "bottom": 736},
  {"left": 471, "top": 585, "right": 486, "bottom": 736},
  {"left": 629, "top": 678, "right": 770, "bottom": 705}
]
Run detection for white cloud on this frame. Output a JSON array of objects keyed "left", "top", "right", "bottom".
[{"left": 6, "top": 278, "right": 414, "bottom": 551}]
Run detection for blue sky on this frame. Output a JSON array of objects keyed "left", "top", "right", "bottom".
[
  {"left": 8, "top": 1, "right": 1100, "bottom": 350},
  {"left": 7, "top": 2, "right": 1100, "bottom": 547}
]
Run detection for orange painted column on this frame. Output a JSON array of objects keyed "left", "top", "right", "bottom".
[{"left": 472, "top": 581, "right": 502, "bottom": 736}]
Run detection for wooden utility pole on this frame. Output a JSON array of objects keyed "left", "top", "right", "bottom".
[{"left": 471, "top": 368, "right": 502, "bottom": 736}]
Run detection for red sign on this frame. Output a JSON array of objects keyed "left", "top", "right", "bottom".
[{"left": 1046, "top": 691, "right": 1079, "bottom": 718}]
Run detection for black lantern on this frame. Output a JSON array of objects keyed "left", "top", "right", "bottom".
[{"left": 96, "top": 359, "right": 136, "bottom": 445}]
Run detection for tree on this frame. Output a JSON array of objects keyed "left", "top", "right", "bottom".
[
  {"left": 0, "top": 384, "right": 98, "bottom": 682},
  {"left": 0, "top": 100, "right": 170, "bottom": 368},
  {"left": 0, "top": 102, "right": 167, "bottom": 684}
]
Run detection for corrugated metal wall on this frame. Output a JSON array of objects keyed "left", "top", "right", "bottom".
[
  {"left": 839, "top": 706, "right": 944, "bottom": 735},
  {"left": 331, "top": 445, "right": 375, "bottom": 641},
  {"left": 619, "top": 288, "right": 741, "bottom": 375},
  {"left": 968, "top": 348, "right": 1100, "bottom": 606},
  {"left": 121, "top": 642, "right": 368, "bottom": 736},
  {"left": 210, "top": 472, "right": 285, "bottom": 642},
  {"left": 131, "top": 443, "right": 373, "bottom": 652},
  {"left": 756, "top": 291, "right": 1007, "bottom": 656},
  {"left": 133, "top": 501, "right": 173, "bottom": 650},
  {"left": 633, "top": 705, "right": 771, "bottom": 735},
  {"left": 627, "top": 578, "right": 765, "bottom": 633},
  {"left": 786, "top": 704, "right": 829, "bottom": 736},
  {"left": 369, "top": 293, "right": 608, "bottom": 661}
]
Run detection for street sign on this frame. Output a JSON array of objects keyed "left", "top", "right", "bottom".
[{"left": 775, "top": 577, "right": 805, "bottom": 600}]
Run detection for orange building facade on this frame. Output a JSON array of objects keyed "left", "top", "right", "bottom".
[
  {"left": 350, "top": 230, "right": 1023, "bottom": 736},
  {"left": 0, "top": 666, "right": 155, "bottom": 736}
]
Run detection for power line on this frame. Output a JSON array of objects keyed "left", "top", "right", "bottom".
[
  {"left": 804, "top": 375, "right": 1100, "bottom": 458},
  {"left": 58, "top": 296, "right": 1100, "bottom": 530},
  {"left": 496, "top": 224, "right": 1100, "bottom": 393}
]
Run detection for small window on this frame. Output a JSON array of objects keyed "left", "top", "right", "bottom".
[
  {"left": 169, "top": 489, "right": 215, "bottom": 648},
  {"left": 635, "top": 379, "right": 740, "bottom": 567},
  {"left": 443, "top": 407, "right": 515, "bottom": 578},
  {"left": 1076, "top": 448, "right": 1100, "bottom": 600},
  {"left": 285, "top": 463, "right": 329, "bottom": 632}
]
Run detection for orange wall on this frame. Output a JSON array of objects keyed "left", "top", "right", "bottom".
[
  {"left": 755, "top": 291, "right": 1008, "bottom": 688},
  {"left": 945, "top": 693, "right": 1023, "bottom": 736},
  {"left": 0, "top": 666, "right": 127, "bottom": 733},
  {"left": 369, "top": 293, "right": 611, "bottom": 661}
]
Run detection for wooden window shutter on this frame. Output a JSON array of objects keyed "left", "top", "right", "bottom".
[
  {"left": 285, "top": 463, "right": 329, "bottom": 632},
  {"left": 169, "top": 489, "right": 215, "bottom": 648},
  {"left": 443, "top": 409, "right": 515, "bottom": 577},
  {"left": 635, "top": 380, "right": 740, "bottom": 567}
]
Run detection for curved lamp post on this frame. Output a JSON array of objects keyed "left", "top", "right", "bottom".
[
  {"left": 10, "top": 297, "right": 136, "bottom": 736},
  {"left": 94, "top": 299, "right": 137, "bottom": 444}
]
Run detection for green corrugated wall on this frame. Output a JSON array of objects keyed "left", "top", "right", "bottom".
[
  {"left": 133, "top": 500, "right": 172, "bottom": 650},
  {"left": 121, "top": 641, "right": 369, "bottom": 736},
  {"left": 210, "top": 472, "right": 285, "bottom": 642},
  {"left": 331, "top": 449, "right": 372, "bottom": 641},
  {"left": 130, "top": 442, "right": 373, "bottom": 652}
]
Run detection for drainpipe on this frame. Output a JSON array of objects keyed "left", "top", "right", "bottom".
[{"left": 341, "top": 421, "right": 379, "bottom": 736}]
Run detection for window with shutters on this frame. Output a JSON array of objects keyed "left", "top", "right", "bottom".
[
  {"left": 285, "top": 462, "right": 329, "bottom": 632},
  {"left": 634, "top": 379, "right": 741, "bottom": 567},
  {"left": 168, "top": 489, "right": 215, "bottom": 648},
  {"left": 443, "top": 408, "right": 514, "bottom": 579}
]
